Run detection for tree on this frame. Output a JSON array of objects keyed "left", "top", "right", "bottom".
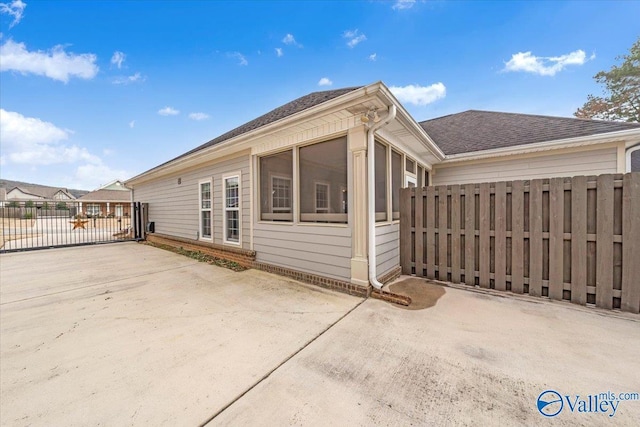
[{"left": 575, "top": 38, "right": 639, "bottom": 123}]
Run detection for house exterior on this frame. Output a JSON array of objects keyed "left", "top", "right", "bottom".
[
  {"left": 77, "top": 180, "right": 132, "bottom": 217},
  {"left": 5, "top": 186, "right": 75, "bottom": 201},
  {"left": 126, "top": 81, "right": 640, "bottom": 294}
]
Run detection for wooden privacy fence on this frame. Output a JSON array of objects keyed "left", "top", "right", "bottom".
[{"left": 399, "top": 173, "right": 640, "bottom": 313}]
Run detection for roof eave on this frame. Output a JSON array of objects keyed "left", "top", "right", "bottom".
[{"left": 127, "top": 84, "right": 384, "bottom": 186}]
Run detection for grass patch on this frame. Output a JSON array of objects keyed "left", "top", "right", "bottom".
[{"left": 145, "top": 242, "right": 247, "bottom": 272}]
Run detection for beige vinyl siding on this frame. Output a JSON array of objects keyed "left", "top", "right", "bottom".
[
  {"left": 432, "top": 147, "right": 618, "bottom": 186},
  {"left": 376, "top": 222, "right": 399, "bottom": 278},
  {"left": 254, "top": 223, "right": 351, "bottom": 281},
  {"left": 133, "top": 154, "right": 251, "bottom": 248}
]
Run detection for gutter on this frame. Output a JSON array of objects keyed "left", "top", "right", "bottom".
[{"left": 367, "top": 105, "right": 397, "bottom": 290}]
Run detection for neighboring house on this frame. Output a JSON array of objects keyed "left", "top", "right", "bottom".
[
  {"left": 126, "top": 81, "right": 640, "bottom": 293},
  {"left": 5, "top": 186, "right": 75, "bottom": 201},
  {"left": 77, "top": 181, "right": 132, "bottom": 217},
  {"left": 0, "top": 188, "right": 6, "bottom": 207}
]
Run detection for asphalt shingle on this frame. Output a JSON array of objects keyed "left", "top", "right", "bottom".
[{"left": 419, "top": 110, "right": 640, "bottom": 155}]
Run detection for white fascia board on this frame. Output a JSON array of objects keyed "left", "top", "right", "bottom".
[
  {"left": 442, "top": 128, "right": 640, "bottom": 164},
  {"left": 376, "top": 85, "right": 446, "bottom": 161},
  {"left": 127, "top": 84, "right": 384, "bottom": 186}
]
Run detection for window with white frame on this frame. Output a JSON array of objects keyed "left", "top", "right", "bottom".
[
  {"left": 299, "top": 137, "right": 347, "bottom": 223},
  {"left": 271, "top": 176, "right": 292, "bottom": 213},
  {"left": 314, "top": 182, "right": 330, "bottom": 213},
  {"left": 260, "top": 151, "right": 293, "bottom": 221},
  {"left": 199, "top": 180, "right": 212, "bottom": 239},
  {"left": 86, "top": 204, "right": 101, "bottom": 216},
  {"left": 224, "top": 175, "right": 240, "bottom": 244}
]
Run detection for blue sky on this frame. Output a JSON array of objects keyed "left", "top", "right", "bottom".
[{"left": 1, "top": 0, "right": 638, "bottom": 190}]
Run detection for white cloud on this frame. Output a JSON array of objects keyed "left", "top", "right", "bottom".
[
  {"left": 282, "top": 33, "right": 302, "bottom": 47},
  {"left": 389, "top": 83, "right": 447, "bottom": 106},
  {"left": 228, "top": 51, "right": 248, "bottom": 66},
  {"left": 0, "top": 0, "right": 26, "bottom": 28},
  {"left": 369, "top": 53, "right": 377, "bottom": 61},
  {"left": 0, "top": 39, "right": 98, "bottom": 83},
  {"left": 0, "top": 108, "right": 131, "bottom": 189},
  {"left": 110, "top": 51, "right": 125, "bottom": 69},
  {"left": 128, "top": 120, "right": 135, "bottom": 128},
  {"left": 343, "top": 29, "right": 366, "bottom": 48},
  {"left": 113, "top": 72, "right": 145, "bottom": 85},
  {"left": 74, "top": 163, "right": 129, "bottom": 189},
  {"left": 0, "top": 108, "right": 101, "bottom": 165},
  {"left": 275, "top": 47, "right": 283, "bottom": 57},
  {"left": 158, "top": 106, "right": 179, "bottom": 116},
  {"left": 318, "top": 77, "right": 332, "bottom": 87},
  {"left": 188, "top": 112, "right": 209, "bottom": 121},
  {"left": 503, "top": 49, "right": 592, "bottom": 76},
  {"left": 392, "top": 0, "right": 416, "bottom": 10}
]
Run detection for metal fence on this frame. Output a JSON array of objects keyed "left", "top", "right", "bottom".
[
  {"left": 400, "top": 173, "right": 640, "bottom": 313},
  {"left": 0, "top": 201, "right": 143, "bottom": 253}
]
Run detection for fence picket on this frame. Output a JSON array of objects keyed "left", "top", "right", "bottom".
[
  {"left": 426, "top": 186, "right": 437, "bottom": 279},
  {"left": 415, "top": 188, "right": 425, "bottom": 277},
  {"left": 438, "top": 186, "right": 448, "bottom": 281},
  {"left": 529, "top": 179, "right": 543, "bottom": 297},
  {"left": 479, "top": 183, "right": 490, "bottom": 287},
  {"left": 511, "top": 181, "right": 524, "bottom": 294},
  {"left": 451, "top": 185, "right": 461, "bottom": 283},
  {"left": 596, "top": 175, "right": 614, "bottom": 309},
  {"left": 494, "top": 182, "right": 507, "bottom": 291},
  {"left": 400, "top": 188, "right": 412, "bottom": 275},
  {"left": 549, "top": 178, "right": 564, "bottom": 300},
  {"left": 464, "top": 184, "right": 475, "bottom": 286},
  {"left": 571, "top": 176, "right": 588, "bottom": 305},
  {"left": 622, "top": 173, "right": 640, "bottom": 313}
]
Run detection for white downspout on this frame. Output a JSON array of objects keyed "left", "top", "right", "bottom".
[{"left": 367, "top": 104, "right": 397, "bottom": 290}]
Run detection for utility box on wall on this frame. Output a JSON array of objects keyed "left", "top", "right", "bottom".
[{"left": 146, "top": 222, "right": 155, "bottom": 233}]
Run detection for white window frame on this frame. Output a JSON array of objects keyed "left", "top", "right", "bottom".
[
  {"left": 199, "top": 178, "right": 213, "bottom": 241},
  {"left": 223, "top": 172, "right": 241, "bottom": 245},
  {"left": 314, "top": 181, "right": 330, "bottom": 213},
  {"left": 86, "top": 204, "right": 101, "bottom": 216},
  {"left": 405, "top": 175, "right": 417, "bottom": 188},
  {"left": 270, "top": 174, "right": 292, "bottom": 213},
  {"left": 115, "top": 205, "right": 124, "bottom": 217}
]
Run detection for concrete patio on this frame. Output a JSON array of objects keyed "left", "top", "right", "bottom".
[{"left": 1, "top": 243, "right": 638, "bottom": 426}]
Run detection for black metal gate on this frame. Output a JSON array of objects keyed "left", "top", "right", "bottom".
[{"left": 0, "top": 201, "right": 143, "bottom": 253}]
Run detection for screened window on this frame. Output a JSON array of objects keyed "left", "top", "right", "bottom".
[
  {"left": 224, "top": 175, "right": 240, "bottom": 243},
  {"left": 375, "top": 141, "right": 387, "bottom": 222},
  {"left": 299, "top": 137, "right": 347, "bottom": 223},
  {"left": 260, "top": 150, "right": 293, "bottom": 221},
  {"left": 199, "top": 180, "right": 212, "bottom": 239},
  {"left": 406, "top": 158, "right": 415, "bottom": 174},
  {"left": 392, "top": 150, "right": 402, "bottom": 220}
]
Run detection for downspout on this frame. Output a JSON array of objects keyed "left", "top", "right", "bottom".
[{"left": 367, "top": 104, "right": 397, "bottom": 290}]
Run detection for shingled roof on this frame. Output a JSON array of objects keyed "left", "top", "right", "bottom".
[
  {"left": 164, "top": 87, "right": 362, "bottom": 166},
  {"left": 419, "top": 110, "right": 640, "bottom": 155},
  {"left": 78, "top": 189, "right": 131, "bottom": 202}
]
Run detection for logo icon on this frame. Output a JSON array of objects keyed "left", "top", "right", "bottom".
[{"left": 537, "top": 390, "right": 563, "bottom": 417}]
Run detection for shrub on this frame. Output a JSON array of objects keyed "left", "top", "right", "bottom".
[
  {"left": 24, "top": 212, "right": 33, "bottom": 219},
  {"left": 55, "top": 202, "right": 69, "bottom": 210},
  {"left": 42, "top": 202, "right": 50, "bottom": 209},
  {"left": 7, "top": 201, "right": 19, "bottom": 208},
  {"left": 25, "top": 200, "right": 35, "bottom": 208}
]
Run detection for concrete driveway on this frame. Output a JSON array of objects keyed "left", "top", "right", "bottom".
[{"left": 1, "top": 243, "right": 639, "bottom": 426}]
